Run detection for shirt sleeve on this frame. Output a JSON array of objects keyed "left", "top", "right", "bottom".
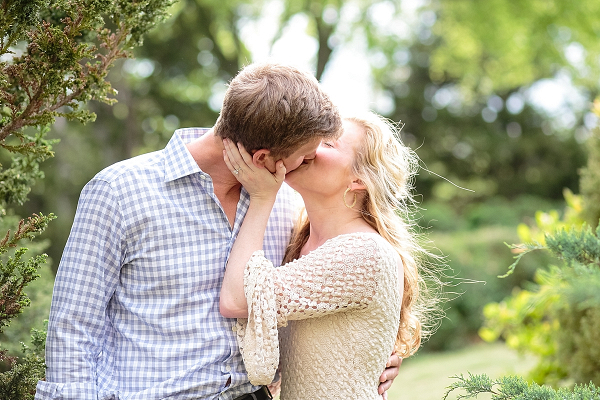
[
  {"left": 236, "top": 235, "right": 382, "bottom": 385},
  {"left": 36, "top": 179, "right": 124, "bottom": 400}
]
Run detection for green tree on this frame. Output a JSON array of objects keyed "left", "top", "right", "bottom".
[
  {"left": 382, "top": 38, "right": 586, "bottom": 205},
  {"left": 478, "top": 101, "right": 600, "bottom": 386},
  {"left": 580, "top": 99, "right": 600, "bottom": 228},
  {"left": 368, "top": 0, "right": 594, "bottom": 205},
  {"left": 0, "top": 0, "right": 173, "bottom": 398},
  {"left": 430, "top": 0, "right": 600, "bottom": 96}
]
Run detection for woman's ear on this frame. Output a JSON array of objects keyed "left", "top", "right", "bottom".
[{"left": 349, "top": 179, "right": 366, "bottom": 191}]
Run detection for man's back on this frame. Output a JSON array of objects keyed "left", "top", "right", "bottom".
[{"left": 38, "top": 129, "right": 298, "bottom": 400}]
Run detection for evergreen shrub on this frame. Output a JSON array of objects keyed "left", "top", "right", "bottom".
[
  {"left": 445, "top": 373, "right": 600, "bottom": 400},
  {"left": 477, "top": 98, "right": 600, "bottom": 387},
  {"left": 0, "top": 0, "right": 173, "bottom": 398}
]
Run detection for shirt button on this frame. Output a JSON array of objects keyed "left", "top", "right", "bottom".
[
  {"left": 226, "top": 365, "right": 232, "bottom": 372},
  {"left": 200, "top": 175, "right": 206, "bottom": 179},
  {"left": 232, "top": 325, "right": 237, "bottom": 332}
]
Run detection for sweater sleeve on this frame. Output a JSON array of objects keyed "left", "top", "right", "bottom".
[{"left": 236, "top": 234, "right": 383, "bottom": 385}]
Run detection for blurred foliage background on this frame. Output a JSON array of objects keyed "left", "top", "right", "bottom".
[{"left": 3, "top": 0, "right": 600, "bottom": 394}]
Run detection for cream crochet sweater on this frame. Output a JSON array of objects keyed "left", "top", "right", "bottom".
[{"left": 235, "top": 232, "right": 402, "bottom": 399}]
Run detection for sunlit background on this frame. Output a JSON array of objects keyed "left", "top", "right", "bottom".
[{"left": 3, "top": 1, "right": 600, "bottom": 399}]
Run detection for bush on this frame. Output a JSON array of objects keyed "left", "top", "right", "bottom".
[
  {"left": 445, "top": 373, "right": 600, "bottom": 400},
  {"left": 477, "top": 98, "right": 600, "bottom": 387},
  {"left": 0, "top": 1, "right": 173, "bottom": 397},
  {"left": 421, "top": 225, "right": 552, "bottom": 352},
  {"left": 479, "top": 214, "right": 600, "bottom": 386},
  {"left": 416, "top": 196, "right": 559, "bottom": 352}
]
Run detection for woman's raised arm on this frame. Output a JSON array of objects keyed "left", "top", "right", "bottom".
[{"left": 219, "top": 139, "right": 286, "bottom": 318}]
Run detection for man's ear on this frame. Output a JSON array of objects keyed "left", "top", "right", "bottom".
[
  {"left": 252, "top": 149, "right": 276, "bottom": 172},
  {"left": 252, "top": 149, "right": 270, "bottom": 167}
]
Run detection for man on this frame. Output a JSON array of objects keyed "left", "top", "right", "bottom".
[{"left": 36, "top": 62, "right": 400, "bottom": 400}]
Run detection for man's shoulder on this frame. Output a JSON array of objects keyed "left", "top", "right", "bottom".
[
  {"left": 93, "top": 127, "right": 211, "bottom": 186},
  {"left": 93, "top": 150, "right": 164, "bottom": 186},
  {"left": 273, "top": 184, "right": 303, "bottom": 219},
  {"left": 275, "top": 183, "right": 299, "bottom": 204}
]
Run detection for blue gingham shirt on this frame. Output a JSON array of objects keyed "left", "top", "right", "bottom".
[{"left": 36, "top": 128, "right": 299, "bottom": 400}]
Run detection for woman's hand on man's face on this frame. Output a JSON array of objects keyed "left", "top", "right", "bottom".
[{"left": 223, "top": 138, "right": 286, "bottom": 203}]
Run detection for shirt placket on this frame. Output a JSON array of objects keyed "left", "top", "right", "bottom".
[
  {"left": 197, "top": 171, "right": 251, "bottom": 392},
  {"left": 223, "top": 188, "right": 251, "bottom": 387}
]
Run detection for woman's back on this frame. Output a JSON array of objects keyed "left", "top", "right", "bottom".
[{"left": 238, "top": 233, "right": 401, "bottom": 399}]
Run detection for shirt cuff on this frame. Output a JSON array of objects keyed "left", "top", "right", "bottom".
[{"left": 35, "top": 381, "right": 96, "bottom": 400}]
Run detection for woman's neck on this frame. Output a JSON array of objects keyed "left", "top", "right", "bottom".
[{"left": 301, "top": 197, "right": 376, "bottom": 253}]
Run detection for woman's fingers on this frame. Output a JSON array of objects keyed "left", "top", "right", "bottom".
[
  {"left": 223, "top": 149, "right": 236, "bottom": 174},
  {"left": 274, "top": 160, "right": 286, "bottom": 183},
  {"left": 236, "top": 142, "right": 255, "bottom": 171},
  {"left": 222, "top": 139, "right": 284, "bottom": 198},
  {"left": 224, "top": 139, "right": 248, "bottom": 172}
]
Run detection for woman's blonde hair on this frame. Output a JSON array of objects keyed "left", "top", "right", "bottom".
[{"left": 283, "top": 111, "right": 442, "bottom": 357}]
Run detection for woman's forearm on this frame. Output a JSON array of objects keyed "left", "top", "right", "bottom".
[
  {"left": 219, "top": 138, "right": 286, "bottom": 318},
  {"left": 219, "top": 198, "right": 275, "bottom": 318}
]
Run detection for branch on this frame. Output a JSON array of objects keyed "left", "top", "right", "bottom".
[
  {"left": 0, "top": 213, "right": 56, "bottom": 253},
  {"left": 499, "top": 242, "right": 546, "bottom": 278},
  {"left": 443, "top": 373, "right": 499, "bottom": 400},
  {"left": 45, "top": 25, "right": 130, "bottom": 114},
  {"left": 0, "top": 1, "right": 168, "bottom": 144}
]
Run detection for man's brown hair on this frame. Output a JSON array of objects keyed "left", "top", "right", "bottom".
[{"left": 214, "top": 62, "right": 341, "bottom": 158}]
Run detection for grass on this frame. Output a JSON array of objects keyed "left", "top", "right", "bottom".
[
  {"left": 270, "top": 342, "right": 535, "bottom": 399},
  {"left": 387, "top": 341, "right": 537, "bottom": 400}
]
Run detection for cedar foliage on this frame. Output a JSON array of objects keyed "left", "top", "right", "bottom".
[
  {"left": 0, "top": 0, "right": 173, "bottom": 398},
  {"left": 481, "top": 224, "right": 600, "bottom": 386},
  {"left": 444, "top": 373, "right": 600, "bottom": 400},
  {"left": 454, "top": 99, "right": 600, "bottom": 397}
]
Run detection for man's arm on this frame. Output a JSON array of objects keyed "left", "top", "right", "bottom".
[{"left": 36, "top": 179, "right": 123, "bottom": 400}]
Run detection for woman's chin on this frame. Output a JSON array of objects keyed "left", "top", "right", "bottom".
[
  {"left": 283, "top": 172, "right": 304, "bottom": 192},
  {"left": 284, "top": 162, "right": 308, "bottom": 181}
]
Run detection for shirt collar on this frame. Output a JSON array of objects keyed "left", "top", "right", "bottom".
[{"left": 163, "top": 128, "right": 210, "bottom": 182}]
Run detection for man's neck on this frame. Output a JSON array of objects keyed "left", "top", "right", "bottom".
[
  {"left": 186, "top": 130, "right": 242, "bottom": 228},
  {"left": 186, "top": 129, "right": 241, "bottom": 194}
]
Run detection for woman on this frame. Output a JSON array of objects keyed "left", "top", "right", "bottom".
[{"left": 220, "top": 112, "right": 436, "bottom": 399}]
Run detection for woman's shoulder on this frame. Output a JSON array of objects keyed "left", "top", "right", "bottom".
[
  {"left": 327, "top": 231, "right": 391, "bottom": 247},
  {"left": 324, "top": 232, "right": 398, "bottom": 259},
  {"left": 293, "top": 232, "right": 398, "bottom": 265}
]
